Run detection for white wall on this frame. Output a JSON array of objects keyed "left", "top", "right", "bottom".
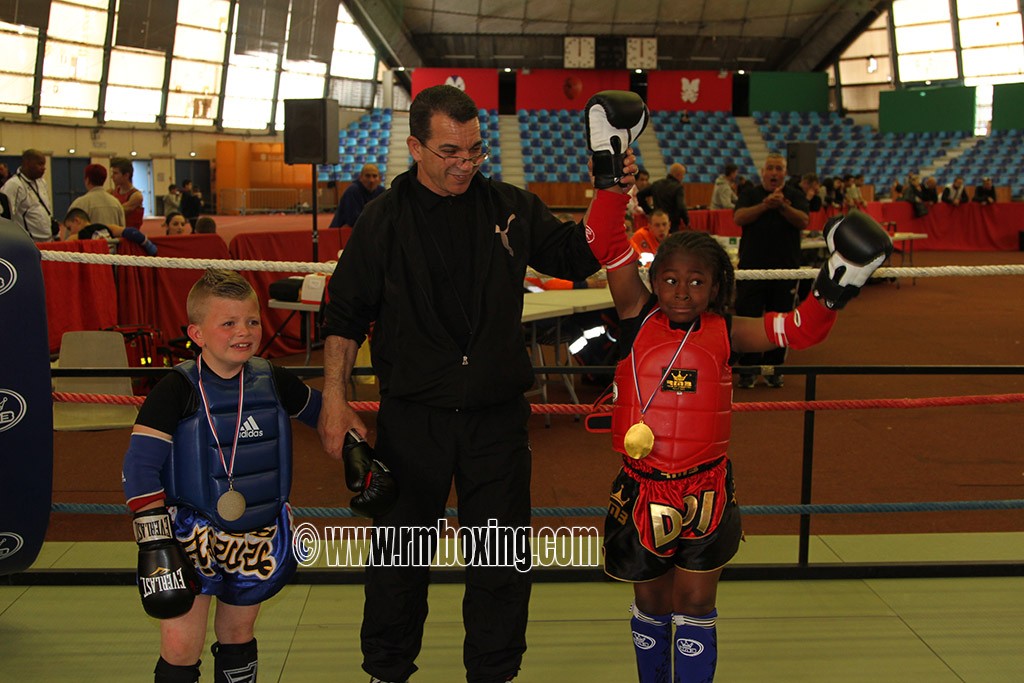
[{"left": 2, "top": 121, "right": 280, "bottom": 164}]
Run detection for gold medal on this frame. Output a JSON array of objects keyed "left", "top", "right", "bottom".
[
  {"left": 623, "top": 422, "right": 655, "bottom": 460},
  {"left": 217, "top": 489, "right": 247, "bottom": 521}
]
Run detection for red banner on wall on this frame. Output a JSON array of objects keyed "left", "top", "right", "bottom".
[
  {"left": 647, "top": 71, "right": 733, "bottom": 111},
  {"left": 411, "top": 68, "right": 499, "bottom": 110},
  {"left": 515, "top": 69, "right": 630, "bottom": 111}
]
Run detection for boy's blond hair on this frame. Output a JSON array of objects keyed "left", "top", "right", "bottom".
[{"left": 186, "top": 269, "right": 256, "bottom": 323}]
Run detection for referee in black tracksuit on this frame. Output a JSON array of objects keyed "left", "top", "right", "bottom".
[
  {"left": 319, "top": 85, "right": 604, "bottom": 683},
  {"left": 732, "top": 152, "right": 810, "bottom": 389}
]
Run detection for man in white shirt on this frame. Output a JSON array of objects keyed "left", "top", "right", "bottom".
[
  {"left": 66, "top": 164, "right": 126, "bottom": 237},
  {"left": 1, "top": 149, "right": 57, "bottom": 242}
]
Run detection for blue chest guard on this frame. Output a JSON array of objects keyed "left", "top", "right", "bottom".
[{"left": 163, "top": 358, "right": 292, "bottom": 532}]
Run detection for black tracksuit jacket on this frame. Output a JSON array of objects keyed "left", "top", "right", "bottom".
[{"left": 323, "top": 166, "right": 601, "bottom": 410}]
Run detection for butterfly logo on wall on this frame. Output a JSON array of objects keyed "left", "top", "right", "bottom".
[
  {"left": 445, "top": 75, "right": 467, "bottom": 91},
  {"left": 680, "top": 78, "right": 700, "bottom": 104}
]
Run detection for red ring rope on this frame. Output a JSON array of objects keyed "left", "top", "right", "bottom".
[{"left": 52, "top": 391, "right": 1024, "bottom": 413}]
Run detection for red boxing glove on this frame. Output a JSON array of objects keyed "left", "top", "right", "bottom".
[
  {"left": 764, "top": 294, "right": 838, "bottom": 350},
  {"left": 584, "top": 190, "right": 637, "bottom": 271}
]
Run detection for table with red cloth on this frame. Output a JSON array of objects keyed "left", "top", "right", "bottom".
[
  {"left": 38, "top": 240, "right": 118, "bottom": 353},
  {"left": 686, "top": 202, "right": 1024, "bottom": 251},
  {"left": 873, "top": 201, "right": 1024, "bottom": 251},
  {"left": 228, "top": 230, "right": 344, "bottom": 358},
  {"left": 117, "top": 233, "right": 230, "bottom": 349}
]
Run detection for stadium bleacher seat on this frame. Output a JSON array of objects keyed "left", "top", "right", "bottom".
[{"left": 329, "top": 109, "right": 393, "bottom": 182}]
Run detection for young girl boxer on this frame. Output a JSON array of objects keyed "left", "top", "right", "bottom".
[{"left": 585, "top": 198, "right": 891, "bottom": 682}]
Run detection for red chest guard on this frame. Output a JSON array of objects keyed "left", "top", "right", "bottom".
[{"left": 612, "top": 310, "right": 733, "bottom": 473}]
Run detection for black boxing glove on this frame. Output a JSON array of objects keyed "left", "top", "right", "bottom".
[
  {"left": 812, "top": 210, "right": 893, "bottom": 310},
  {"left": 343, "top": 431, "right": 399, "bottom": 518},
  {"left": 133, "top": 507, "right": 201, "bottom": 619},
  {"left": 585, "top": 90, "right": 649, "bottom": 189}
]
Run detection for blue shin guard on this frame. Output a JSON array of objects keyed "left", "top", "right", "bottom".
[
  {"left": 631, "top": 603, "right": 672, "bottom": 683},
  {"left": 672, "top": 610, "right": 718, "bottom": 683}
]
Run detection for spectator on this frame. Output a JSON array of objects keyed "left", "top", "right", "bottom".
[
  {"left": 330, "top": 164, "right": 385, "bottom": 229},
  {"left": 630, "top": 208, "right": 671, "bottom": 263},
  {"left": 732, "top": 152, "right": 809, "bottom": 388},
  {"left": 790, "top": 172, "right": 822, "bottom": 213},
  {"left": 179, "top": 179, "right": 203, "bottom": 229},
  {"left": 844, "top": 174, "right": 867, "bottom": 212},
  {"left": 973, "top": 176, "right": 997, "bottom": 205},
  {"left": 1, "top": 149, "right": 58, "bottom": 242},
  {"left": 889, "top": 177, "right": 904, "bottom": 200},
  {"left": 902, "top": 174, "right": 928, "bottom": 217},
  {"left": 638, "top": 162, "right": 689, "bottom": 232},
  {"left": 627, "top": 167, "right": 651, "bottom": 233},
  {"left": 194, "top": 216, "right": 217, "bottom": 234},
  {"left": 163, "top": 183, "right": 181, "bottom": 215},
  {"left": 63, "top": 207, "right": 157, "bottom": 255},
  {"left": 710, "top": 163, "right": 739, "bottom": 210},
  {"left": 827, "top": 176, "right": 846, "bottom": 209},
  {"left": 109, "top": 157, "right": 144, "bottom": 229},
  {"left": 920, "top": 177, "right": 939, "bottom": 204},
  {"left": 0, "top": 164, "right": 9, "bottom": 219},
  {"left": 942, "top": 176, "right": 970, "bottom": 206},
  {"left": 816, "top": 176, "right": 829, "bottom": 207},
  {"left": 67, "top": 163, "right": 126, "bottom": 233},
  {"left": 164, "top": 211, "right": 191, "bottom": 235}
]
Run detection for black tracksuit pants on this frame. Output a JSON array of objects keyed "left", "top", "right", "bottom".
[{"left": 361, "top": 395, "right": 533, "bottom": 683}]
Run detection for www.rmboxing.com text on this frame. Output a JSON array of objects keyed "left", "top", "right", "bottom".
[{"left": 292, "top": 519, "right": 599, "bottom": 572}]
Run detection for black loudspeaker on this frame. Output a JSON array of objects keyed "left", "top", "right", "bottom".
[
  {"left": 284, "top": 99, "right": 339, "bottom": 165},
  {"left": 786, "top": 142, "right": 817, "bottom": 176}
]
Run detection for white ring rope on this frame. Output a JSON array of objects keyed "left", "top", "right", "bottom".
[
  {"left": 38, "top": 250, "right": 1024, "bottom": 280},
  {"left": 39, "top": 250, "right": 337, "bottom": 274},
  {"left": 732, "top": 265, "right": 1024, "bottom": 280}
]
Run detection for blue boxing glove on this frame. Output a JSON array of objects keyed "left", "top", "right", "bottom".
[
  {"left": 122, "top": 227, "right": 158, "bottom": 256},
  {"left": 585, "top": 91, "right": 649, "bottom": 189}
]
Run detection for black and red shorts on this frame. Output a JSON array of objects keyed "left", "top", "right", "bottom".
[{"left": 603, "top": 457, "right": 742, "bottom": 582}]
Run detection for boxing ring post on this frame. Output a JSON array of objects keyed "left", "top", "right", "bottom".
[{"left": 798, "top": 373, "right": 817, "bottom": 566}]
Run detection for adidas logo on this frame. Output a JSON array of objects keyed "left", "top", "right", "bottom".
[{"left": 238, "top": 416, "right": 263, "bottom": 438}]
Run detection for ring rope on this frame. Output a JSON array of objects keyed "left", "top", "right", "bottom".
[
  {"left": 50, "top": 499, "right": 1024, "bottom": 518},
  {"left": 51, "top": 391, "right": 1024, "bottom": 412},
  {"left": 36, "top": 249, "right": 1024, "bottom": 280},
  {"left": 38, "top": 250, "right": 337, "bottom": 274}
]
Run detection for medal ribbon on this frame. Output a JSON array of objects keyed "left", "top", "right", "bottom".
[
  {"left": 630, "top": 310, "right": 696, "bottom": 418},
  {"left": 196, "top": 356, "right": 244, "bottom": 490}
]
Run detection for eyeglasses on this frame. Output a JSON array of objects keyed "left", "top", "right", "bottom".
[{"left": 418, "top": 140, "right": 489, "bottom": 168}]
